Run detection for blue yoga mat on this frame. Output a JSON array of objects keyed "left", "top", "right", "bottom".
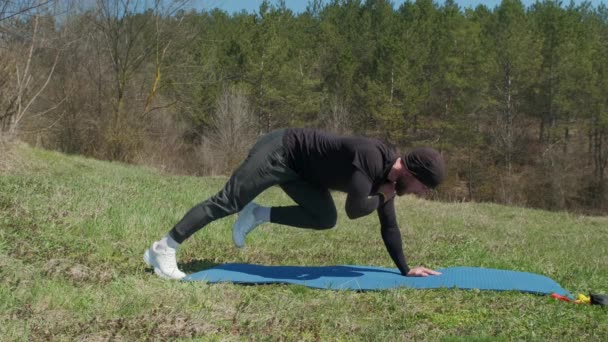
[{"left": 183, "top": 264, "right": 571, "bottom": 297}]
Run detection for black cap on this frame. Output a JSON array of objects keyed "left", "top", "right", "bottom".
[{"left": 403, "top": 147, "right": 445, "bottom": 189}]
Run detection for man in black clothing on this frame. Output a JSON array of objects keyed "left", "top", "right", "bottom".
[{"left": 144, "top": 128, "right": 446, "bottom": 280}]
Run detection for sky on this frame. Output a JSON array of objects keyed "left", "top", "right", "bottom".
[{"left": 198, "top": 0, "right": 606, "bottom": 14}]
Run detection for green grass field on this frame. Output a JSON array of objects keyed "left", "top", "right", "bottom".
[{"left": 1, "top": 143, "right": 607, "bottom": 341}]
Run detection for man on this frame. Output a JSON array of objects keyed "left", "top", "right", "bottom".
[{"left": 144, "top": 128, "right": 446, "bottom": 280}]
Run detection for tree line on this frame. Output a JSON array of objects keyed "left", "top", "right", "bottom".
[{"left": 1, "top": 0, "right": 607, "bottom": 213}]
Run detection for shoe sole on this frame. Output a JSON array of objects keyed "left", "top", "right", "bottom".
[{"left": 143, "top": 248, "right": 182, "bottom": 280}]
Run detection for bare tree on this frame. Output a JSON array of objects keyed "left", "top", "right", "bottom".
[
  {"left": 198, "top": 86, "right": 257, "bottom": 175},
  {"left": 0, "top": 0, "right": 53, "bottom": 22},
  {"left": 94, "top": 0, "right": 188, "bottom": 160},
  {"left": 0, "top": 11, "right": 61, "bottom": 142},
  {"left": 325, "top": 95, "right": 350, "bottom": 135}
]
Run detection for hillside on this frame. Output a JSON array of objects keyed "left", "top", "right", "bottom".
[{"left": 1, "top": 144, "right": 607, "bottom": 340}]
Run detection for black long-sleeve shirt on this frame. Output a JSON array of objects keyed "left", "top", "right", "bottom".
[{"left": 283, "top": 128, "right": 410, "bottom": 275}]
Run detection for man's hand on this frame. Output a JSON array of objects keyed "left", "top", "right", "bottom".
[
  {"left": 406, "top": 266, "right": 442, "bottom": 277},
  {"left": 377, "top": 181, "right": 396, "bottom": 203}
]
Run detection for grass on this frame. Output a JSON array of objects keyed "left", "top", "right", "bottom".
[{"left": 1, "top": 143, "right": 607, "bottom": 341}]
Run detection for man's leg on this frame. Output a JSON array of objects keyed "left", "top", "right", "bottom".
[
  {"left": 270, "top": 180, "right": 337, "bottom": 229},
  {"left": 145, "top": 129, "right": 296, "bottom": 279}
]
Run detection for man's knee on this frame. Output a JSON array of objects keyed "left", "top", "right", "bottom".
[{"left": 316, "top": 208, "right": 337, "bottom": 229}]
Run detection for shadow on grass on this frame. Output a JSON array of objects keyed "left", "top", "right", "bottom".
[
  {"left": 186, "top": 264, "right": 400, "bottom": 281},
  {"left": 143, "top": 259, "right": 220, "bottom": 275},
  {"left": 179, "top": 259, "right": 220, "bottom": 273}
]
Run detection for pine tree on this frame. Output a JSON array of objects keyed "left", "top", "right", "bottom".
[{"left": 484, "top": 0, "right": 542, "bottom": 203}]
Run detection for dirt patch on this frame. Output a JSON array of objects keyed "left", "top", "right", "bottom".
[
  {"left": 156, "top": 315, "right": 219, "bottom": 339},
  {"left": 68, "top": 264, "right": 91, "bottom": 282},
  {"left": 0, "top": 141, "right": 16, "bottom": 174},
  {"left": 75, "top": 332, "right": 126, "bottom": 342},
  {"left": 44, "top": 259, "right": 116, "bottom": 284},
  {"left": 9, "top": 304, "right": 34, "bottom": 320},
  {"left": 74, "top": 312, "right": 221, "bottom": 341},
  {"left": 0, "top": 140, "right": 28, "bottom": 174},
  {"left": 15, "top": 308, "right": 221, "bottom": 341}
]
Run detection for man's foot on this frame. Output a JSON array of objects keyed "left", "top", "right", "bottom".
[
  {"left": 233, "top": 202, "right": 264, "bottom": 248},
  {"left": 143, "top": 242, "right": 186, "bottom": 280}
]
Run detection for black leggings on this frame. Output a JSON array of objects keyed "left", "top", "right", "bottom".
[{"left": 169, "top": 129, "right": 337, "bottom": 243}]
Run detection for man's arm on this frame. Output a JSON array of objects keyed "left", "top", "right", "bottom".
[
  {"left": 378, "top": 200, "right": 442, "bottom": 277},
  {"left": 377, "top": 198, "right": 411, "bottom": 275},
  {"left": 344, "top": 170, "right": 383, "bottom": 219}
]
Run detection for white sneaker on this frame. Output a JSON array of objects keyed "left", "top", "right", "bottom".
[
  {"left": 143, "top": 242, "right": 186, "bottom": 280},
  {"left": 233, "top": 202, "right": 264, "bottom": 248}
]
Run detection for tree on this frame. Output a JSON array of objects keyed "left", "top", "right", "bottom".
[
  {"left": 0, "top": 0, "right": 53, "bottom": 22},
  {"left": 317, "top": 0, "right": 365, "bottom": 132},
  {"left": 484, "top": 0, "right": 542, "bottom": 203},
  {"left": 248, "top": 1, "right": 308, "bottom": 131},
  {"left": 393, "top": 0, "right": 438, "bottom": 142},
  {"left": 585, "top": 4, "right": 608, "bottom": 208},
  {"left": 0, "top": 10, "right": 61, "bottom": 142},
  {"left": 354, "top": 0, "right": 399, "bottom": 137},
  {"left": 94, "top": 0, "right": 187, "bottom": 161},
  {"left": 432, "top": 2, "right": 489, "bottom": 201},
  {"left": 199, "top": 86, "right": 257, "bottom": 174}
]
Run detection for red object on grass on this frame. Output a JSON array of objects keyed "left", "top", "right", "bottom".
[{"left": 551, "top": 293, "right": 572, "bottom": 302}]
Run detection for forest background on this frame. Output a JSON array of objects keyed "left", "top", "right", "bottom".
[{"left": 1, "top": 0, "right": 608, "bottom": 214}]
